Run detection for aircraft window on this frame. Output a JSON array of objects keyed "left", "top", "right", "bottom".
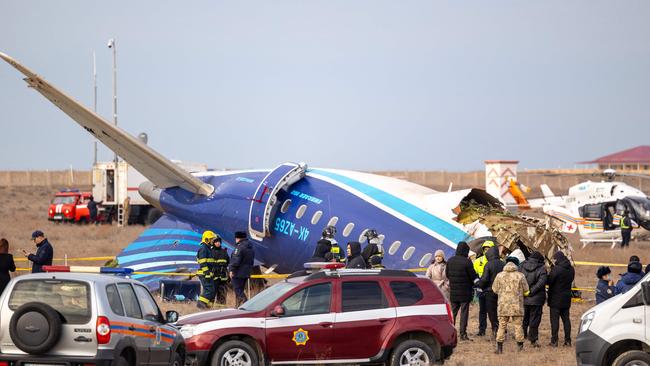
[
  {"left": 358, "top": 229, "right": 369, "bottom": 243},
  {"left": 378, "top": 234, "right": 385, "bottom": 244},
  {"left": 296, "top": 204, "right": 307, "bottom": 219},
  {"left": 388, "top": 241, "right": 401, "bottom": 255},
  {"left": 419, "top": 253, "right": 433, "bottom": 267},
  {"left": 311, "top": 211, "right": 323, "bottom": 225},
  {"left": 403, "top": 246, "right": 415, "bottom": 261},
  {"left": 327, "top": 217, "right": 339, "bottom": 227},
  {"left": 280, "top": 199, "right": 292, "bottom": 214},
  {"left": 342, "top": 223, "right": 355, "bottom": 237}
]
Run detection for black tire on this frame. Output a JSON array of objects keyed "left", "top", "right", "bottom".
[
  {"left": 172, "top": 351, "right": 184, "bottom": 366},
  {"left": 613, "top": 350, "right": 650, "bottom": 366},
  {"left": 389, "top": 339, "right": 436, "bottom": 366},
  {"left": 144, "top": 208, "right": 163, "bottom": 226},
  {"left": 113, "top": 355, "right": 129, "bottom": 366},
  {"left": 9, "top": 302, "right": 62, "bottom": 354},
  {"left": 212, "top": 340, "right": 258, "bottom": 366}
]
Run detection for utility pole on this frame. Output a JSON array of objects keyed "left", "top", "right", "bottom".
[
  {"left": 108, "top": 38, "right": 122, "bottom": 226},
  {"left": 92, "top": 51, "right": 98, "bottom": 165}
]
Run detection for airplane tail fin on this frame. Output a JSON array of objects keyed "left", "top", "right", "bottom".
[
  {"left": 0, "top": 52, "right": 213, "bottom": 196},
  {"left": 541, "top": 184, "right": 555, "bottom": 198}
]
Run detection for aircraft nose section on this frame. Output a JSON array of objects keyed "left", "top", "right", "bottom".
[{"left": 139, "top": 181, "right": 163, "bottom": 210}]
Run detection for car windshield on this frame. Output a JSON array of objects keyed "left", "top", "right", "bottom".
[
  {"left": 238, "top": 281, "right": 298, "bottom": 312},
  {"left": 52, "top": 196, "right": 76, "bottom": 204},
  {"left": 9, "top": 279, "right": 91, "bottom": 324}
]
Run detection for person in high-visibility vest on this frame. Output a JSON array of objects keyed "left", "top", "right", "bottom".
[
  {"left": 197, "top": 231, "right": 218, "bottom": 309},
  {"left": 472, "top": 240, "right": 495, "bottom": 337},
  {"left": 620, "top": 210, "right": 633, "bottom": 248}
]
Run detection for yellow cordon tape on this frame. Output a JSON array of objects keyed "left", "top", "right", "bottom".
[
  {"left": 14, "top": 256, "right": 115, "bottom": 262},
  {"left": 574, "top": 261, "right": 627, "bottom": 268}
]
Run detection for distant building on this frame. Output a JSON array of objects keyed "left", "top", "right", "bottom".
[{"left": 579, "top": 145, "right": 650, "bottom": 171}]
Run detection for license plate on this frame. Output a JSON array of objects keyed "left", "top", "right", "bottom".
[{"left": 53, "top": 215, "right": 63, "bottom": 220}]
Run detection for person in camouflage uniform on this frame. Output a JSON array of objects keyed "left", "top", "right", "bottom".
[{"left": 492, "top": 261, "right": 530, "bottom": 354}]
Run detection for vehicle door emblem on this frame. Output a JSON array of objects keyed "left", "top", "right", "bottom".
[{"left": 292, "top": 328, "right": 309, "bottom": 346}]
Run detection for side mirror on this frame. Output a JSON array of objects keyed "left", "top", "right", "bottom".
[
  {"left": 166, "top": 310, "right": 179, "bottom": 324},
  {"left": 271, "top": 305, "right": 285, "bottom": 317},
  {"left": 642, "top": 282, "right": 650, "bottom": 305}
]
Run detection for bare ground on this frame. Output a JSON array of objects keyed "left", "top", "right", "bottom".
[{"left": 1, "top": 185, "right": 647, "bottom": 365}]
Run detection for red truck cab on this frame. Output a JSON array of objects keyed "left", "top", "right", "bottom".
[
  {"left": 178, "top": 266, "right": 456, "bottom": 366},
  {"left": 48, "top": 190, "right": 92, "bottom": 223}
]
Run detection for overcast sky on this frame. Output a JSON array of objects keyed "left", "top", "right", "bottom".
[{"left": 1, "top": 1, "right": 649, "bottom": 172}]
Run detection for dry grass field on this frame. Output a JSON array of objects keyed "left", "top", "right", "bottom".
[{"left": 1, "top": 185, "right": 647, "bottom": 365}]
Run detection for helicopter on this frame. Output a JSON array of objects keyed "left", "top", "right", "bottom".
[{"left": 527, "top": 169, "right": 650, "bottom": 244}]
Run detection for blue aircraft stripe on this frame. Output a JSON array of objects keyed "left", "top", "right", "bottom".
[
  {"left": 132, "top": 234, "right": 200, "bottom": 243},
  {"left": 309, "top": 169, "right": 468, "bottom": 244},
  {"left": 139, "top": 228, "right": 202, "bottom": 239},
  {"left": 125, "top": 239, "right": 198, "bottom": 252},
  {"left": 118, "top": 251, "right": 197, "bottom": 265},
  {"left": 123, "top": 238, "right": 235, "bottom": 253}
]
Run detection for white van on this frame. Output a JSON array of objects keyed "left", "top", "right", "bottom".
[{"left": 576, "top": 273, "right": 650, "bottom": 366}]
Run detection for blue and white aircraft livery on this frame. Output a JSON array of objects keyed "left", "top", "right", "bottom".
[{"left": 1, "top": 52, "right": 498, "bottom": 289}]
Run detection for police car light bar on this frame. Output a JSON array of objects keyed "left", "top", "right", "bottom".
[
  {"left": 303, "top": 262, "right": 346, "bottom": 270},
  {"left": 43, "top": 266, "right": 134, "bottom": 275}
]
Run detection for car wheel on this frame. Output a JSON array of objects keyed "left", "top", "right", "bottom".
[
  {"left": 114, "top": 356, "right": 130, "bottom": 366},
  {"left": 212, "top": 340, "right": 258, "bottom": 366},
  {"left": 389, "top": 339, "right": 435, "bottom": 366},
  {"left": 614, "top": 350, "right": 650, "bottom": 366},
  {"left": 9, "top": 302, "right": 62, "bottom": 354},
  {"left": 172, "top": 351, "right": 184, "bottom": 366}
]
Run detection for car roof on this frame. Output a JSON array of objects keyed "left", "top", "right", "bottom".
[
  {"left": 288, "top": 268, "right": 417, "bottom": 282},
  {"left": 14, "top": 272, "right": 139, "bottom": 286}
]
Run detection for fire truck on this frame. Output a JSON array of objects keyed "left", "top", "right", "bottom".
[
  {"left": 92, "top": 160, "right": 207, "bottom": 225},
  {"left": 48, "top": 190, "right": 93, "bottom": 223}
]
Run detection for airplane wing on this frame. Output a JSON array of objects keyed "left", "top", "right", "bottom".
[{"left": 0, "top": 52, "right": 213, "bottom": 196}]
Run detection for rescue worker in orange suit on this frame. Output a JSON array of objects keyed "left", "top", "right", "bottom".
[
  {"left": 211, "top": 236, "right": 230, "bottom": 305},
  {"left": 197, "top": 231, "right": 218, "bottom": 309},
  {"left": 229, "top": 231, "right": 255, "bottom": 306},
  {"left": 361, "top": 229, "right": 384, "bottom": 269},
  {"left": 620, "top": 210, "right": 633, "bottom": 248}
]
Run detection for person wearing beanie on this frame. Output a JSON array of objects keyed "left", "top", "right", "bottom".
[
  {"left": 426, "top": 249, "right": 450, "bottom": 300},
  {"left": 229, "top": 231, "right": 254, "bottom": 306},
  {"left": 595, "top": 266, "right": 616, "bottom": 304},
  {"left": 445, "top": 241, "right": 477, "bottom": 341},
  {"left": 629, "top": 255, "right": 641, "bottom": 263},
  {"left": 615, "top": 261, "right": 644, "bottom": 294},
  {"left": 519, "top": 251, "right": 547, "bottom": 347},
  {"left": 547, "top": 250, "right": 574, "bottom": 347}
]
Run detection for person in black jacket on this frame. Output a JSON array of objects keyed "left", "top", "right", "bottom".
[
  {"left": 212, "top": 237, "right": 230, "bottom": 305},
  {"left": 445, "top": 241, "right": 477, "bottom": 341},
  {"left": 478, "top": 246, "right": 504, "bottom": 339},
  {"left": 345, "top": 242, "right": 366, "bottom": 269},
  {"left": 229, "top": 231, "right": 255, "bottom": 306},
  {"left": 547, "top": 250, "right": 575, "bottom": 347},
  {"left": 308, "top": 239, "right": 332, "bottom": 263},
  {"left": 0, "top": 238, "right": 16, "bottom": 295},
  {"left": 519, "top": 251, "right": 547, "bottom": 347},
  {"left": 22, "top": 230, "right": 53, "bottom": 274}
]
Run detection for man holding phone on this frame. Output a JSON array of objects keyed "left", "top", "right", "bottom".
[{"left": 22, "top": 230, "right": 53, "bottom": 273}]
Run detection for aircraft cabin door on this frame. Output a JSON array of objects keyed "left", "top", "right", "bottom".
[{"left": 248, "top": 162, "right": 307, "bottom": 241}]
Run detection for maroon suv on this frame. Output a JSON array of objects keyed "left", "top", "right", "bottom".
[{"left": 178, "top": 267, "right": 456, "bottom": 366}]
